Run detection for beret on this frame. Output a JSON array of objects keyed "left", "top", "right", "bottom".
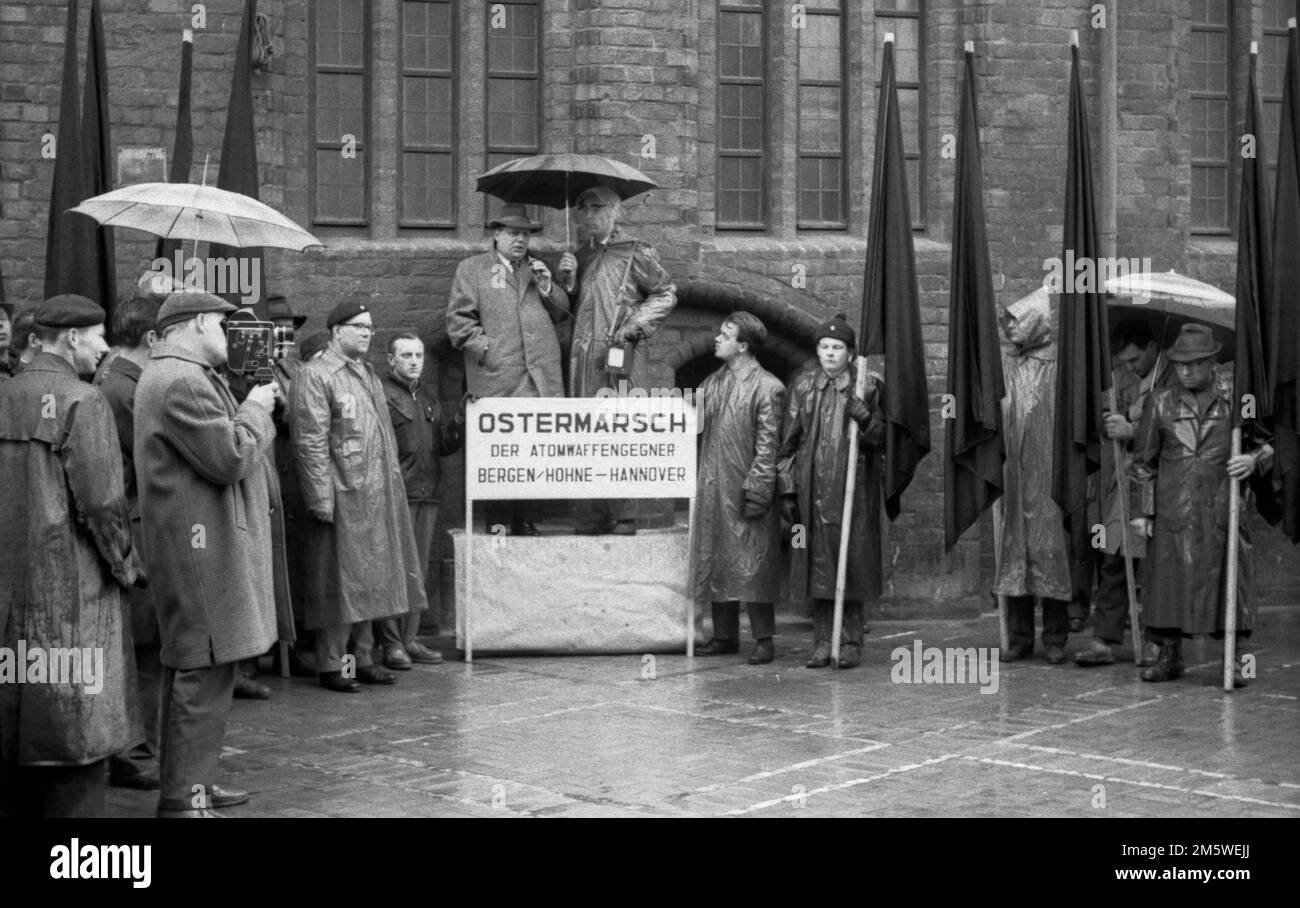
[
  {"left": 326, "top": 301, "right": 371, "bottom": 329},
  {"left": 34, "top": 294, "right": 106, "bottom": 328}
]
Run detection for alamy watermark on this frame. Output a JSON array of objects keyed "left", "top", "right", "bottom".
[
  {"left": 1042, "top": 252, "right": 1152, "bottom": 295},
  {"left": 0, "top": 640, "right": 105, "bottom": 694},
  {"left": 147, "top": 250, "right": 262, "bottom": 304},
  {"left": 890, "top": 639, "right": 999, "bottom": 694}
]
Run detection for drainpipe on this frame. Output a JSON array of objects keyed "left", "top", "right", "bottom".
[{"left": 1100, "top": 0, "right": 1118, "bottom": 258}]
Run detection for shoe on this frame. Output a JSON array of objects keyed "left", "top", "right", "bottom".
[
  {"left": 156, "top": 807, "right": 226, "bottom": 818},
  {"left": 574, "top": 522, "right": 611, "bottom": 536},
  {"left": 110, "top": 770, "right": 161, "bottom": 791},
  {"left": 610, "top": 521, "right": 637, "bottom": 536},
  {"left": 357, "top": 664, "right": 398, "bottom": 685},
  {"left": 1138, "top": 639, "right": 1161, "bottom": 667},
  {"left": 1073, "top": 640, "right": 1116, "bottom": 666},
  {"left": 1140, "top": 641, "right": 1184, "bottom": 682},
  {"left": 1045, "top": 645, "right": 1068, "bottom": 665},
  {"left": 233, "top": 674, "right": 271, "bottom": 700},
  {"left": 999, "top": 642, "right": 1033, "bottom": 662},
  {"left": 836, "top": 645, "right": 861, "bottom": 669},
  {"left": 209, "top": 785, "right": 250, "bottom": 809},
  {"left": 697, "top": 638, "right": 739, "bottom": 656},
  {"left": 383, "top": 645, "right": 413, "bottom": 671},
  {"left": 512, "top": 522, "right": 540, "bottom": 537},
  {"left": 748, "top": 639, "right": 774, "bottom": 665},
  {"left": 1231, "top": 665, "right": 1250, "bottom": 689},
  {"left": 1068, "top": 617, "right": 1085, "bottom": 633},
  {"left": 406, "top": 641, "right": 444, "bottom": 665},
  {"left": 319, "top": 671, "right": 361, "bottom": 693},
  {"left": 805, "top": 642, "right": 832, "bottom": 669}
]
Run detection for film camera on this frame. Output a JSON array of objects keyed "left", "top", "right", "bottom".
[{"left": 226, "top": 308, "right": 294, "bottom": 384}]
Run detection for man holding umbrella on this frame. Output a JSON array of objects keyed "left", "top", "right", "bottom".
[{"left": 557, "top": 185, "right": 677, "bottom": 536}]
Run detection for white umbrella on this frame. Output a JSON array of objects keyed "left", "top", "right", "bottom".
[
  {"left": 69, "top": 182, "right": 323, "bottom": 252},
  {"left": 1104, "top": 269, "right": 1234, "bottom": 330}
]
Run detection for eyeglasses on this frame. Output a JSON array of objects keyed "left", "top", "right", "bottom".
[{"left": 344, "top": 323, "right": 376, "bottom": 334}]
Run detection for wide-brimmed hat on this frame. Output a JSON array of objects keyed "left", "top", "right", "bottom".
[
  {"left": 267, "top": 293, "right": 307, "bottom": 328},
  {"left": 486, "top": 203, "right": 540, "bottom": 232},
  {"left": 1165, "top": 323, "right": 1221, "bottom": 362}
]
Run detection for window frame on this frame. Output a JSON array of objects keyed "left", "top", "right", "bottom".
[
  {"left": 397, "top": 0, "right": 460, "bottom": 230},
  {"left": 308, "top": 0, "right": 372, "bottom": 231},
  {"left": 796, "top": 0, "right": 848, "bottom": 230},
  {"left": 716, "top": 0, "right": 769, "bottom": 231}
]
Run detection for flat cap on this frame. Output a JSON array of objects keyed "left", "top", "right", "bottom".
[
  {"left": 34, "top": 294, "right": 106, "bottom": 328},
  {"left": 326, "top": 301, "right": 371, "bottom": 329},
  {"left": 156, "top": 291, "right": 237, "bottom": 331}
]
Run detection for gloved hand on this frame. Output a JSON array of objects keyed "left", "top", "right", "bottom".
[
  {"left": 616, "top": 324, "right": 643, "bottom": 344},
  {"left": 846, "top": 395, "right": 872, "bottom": 427},
  {"left": 742, "top": 497, "right": 768, "bottom": 519}
]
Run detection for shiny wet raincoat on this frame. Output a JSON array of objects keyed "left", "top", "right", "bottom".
[
  {"left": 777, "top": 362, "right": 885, "bottom": 603},
  {"left": 0, "top": 354, "right": 143, "bottom": 765},
  {"left": 1129, "top": 366, "right": 1268, "bottom": 635},
  {"left": 993, "top": 311, "right": 1073, "bottom": 600},
  {"left": 290, "top": 346, "right": 427, "bottom": 630},
  {"left": 567, "top": 230, "right": 676, "bottom": 397},
  {"left": 692, "top": 355, "right": 785, "bottom": 603}
]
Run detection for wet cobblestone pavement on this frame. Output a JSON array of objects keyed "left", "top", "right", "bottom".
[{"left": 106, "top": 607, "right": 1300, "bottom": 818}]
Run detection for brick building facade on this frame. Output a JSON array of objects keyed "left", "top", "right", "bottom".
[{"left": 2, "top": 0, "right": 1297, "bottom": 619}]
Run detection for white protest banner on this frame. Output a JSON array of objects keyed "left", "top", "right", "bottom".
[{"left": 466, "top": 396, "right": 697, "bottom": 500}]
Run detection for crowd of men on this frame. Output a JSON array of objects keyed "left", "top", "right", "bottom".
[{"left": 0, "top": 182, "right": 1269, "bottom": 818}]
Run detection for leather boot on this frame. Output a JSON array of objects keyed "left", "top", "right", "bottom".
[
  {"left": 806, "top": 602, "right": 832, "bottom": 668},
  {"left": 1140, "top": 639, "right": 1184, "bottom": 682}
]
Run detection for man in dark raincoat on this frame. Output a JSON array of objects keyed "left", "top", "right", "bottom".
[
  {"left": 557, "top": 186, "right": 677, "bottom": 535},
  {"left": 777, "top": 316, "right": 885, "bottom": 669},
  {"left": 1129, "top": 325, "right": 1271, "bottom": 687},
  {"left": 0, "top": 294, "right": 145, "bottom": 817},
  {"left": 136, "top": 291, "right": 282, "bottom": 817},
  {"left": 693, "top": 312, "right": 786, "bottom": 665},
  {"left": 291, "top": 302, "right": 427, "bottom": 693},
  {"left": 993, "top": 288, "right": 1074, "bottom": 665},
  {"left": 96, "top": 294, "right": 165, "bottom": 791},
  {"left": 1074, "top": 319, "right": 1176, "bottom": 666}
]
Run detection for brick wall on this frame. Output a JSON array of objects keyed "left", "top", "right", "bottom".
[{"left": 3, "top": 0, "right": 1297, "bottom": 610}]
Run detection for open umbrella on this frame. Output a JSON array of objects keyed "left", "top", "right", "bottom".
[
  {"left": 69, "top": 182, "right": 322, "bottom": 252},
  {"left": 474, "top": 153, "right": 657, "bottom": 246},
  {"left": 1104, "top": 269, "right": 1235, "bottom": 357}
]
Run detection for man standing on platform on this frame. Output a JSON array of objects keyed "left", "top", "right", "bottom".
[
  {"left": 135, "top": 291, "right": 280, "bottom": 817},
  {"left": 1074, "top": 319, "right": 1175, "bottom": 666},
  {"left": 1128, "top": 325, "right": 1271, "bottom": 687},
  {"left": 447, "top": 203, "right": 567, "bottom": 536},
  {"left": 993, "top": 289, "right": 1074, "bottom": 665},
  {"left": 777, "top": 316, "right": 886, "bottom": 669},
  {"left": 557, "top": 186, "right": 677, "bottom": 536},
  {"left": 291, "top": 302, "right": 427, "bottom": 693},
  {"left": 380, "top": 332, "right": 463, "bottom": 669},
  {"left": 694, "top": 312, "right": 786, "bottom": 665},
  {"left": 0, "top": 295, "right": 144, "bottom": 818}
]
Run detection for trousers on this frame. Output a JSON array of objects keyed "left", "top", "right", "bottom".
[{"left": 158, "top": 662, "right": 236, "bottom": 812}]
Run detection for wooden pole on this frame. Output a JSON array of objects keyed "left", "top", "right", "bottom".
[
  {"left": 1223, "top": 428, "right": 1242, "bottom": 691},
  {"left": 465, "top": 444, "right": 475, "bottom": 664},
  {"left": 686, "top": 492, "right": 697, "bottom": 657},
  {"left": 991, "top": 498, "right": 1009, "bottom": 651},
  {"left": 1108, "top": 386, "right": 1144, "bottom": 663},
  {"left": 831, "top": 357, "right": 869, "bottom": 664}
]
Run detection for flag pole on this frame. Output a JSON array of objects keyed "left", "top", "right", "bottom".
[
  {"left": 831, "top": 356, "right": 869, "bottom": 664},
  {"left": 992, "top": 498, "right": 1009, "bottom": 651},
  {"left": 1108, "top": 386, "right": 1144, "bottom": 663},
  {"left": 1223, "top": 428, "right": 1242, "bottom": 691}
]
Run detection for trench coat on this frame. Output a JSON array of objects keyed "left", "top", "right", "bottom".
[
  {"left": 777, "top": 363, "right": 885, "bottom": 603},
  {"left": 567, "top": 230, "right": 677, "bottom": 397},
  {"left": 0, "top": 353, "right": 143, "bottom": 765},
  {"left": 447, "top": 251, "right": 569, "bottom": 398},
  {"left": 290, "top": 347, "right": 427, "bottom": 630},
  {"left": 993, "top": 339, "right": 1074, "bottom": 600},
  {"left": 692, "top": 356, "right": 785, "bottom": 603},
  {"left": 1129, "top": 367, "right": 1269, "bottom": 635},
  {"left": 135, "top": 342, "right": 279, "bottom": 670}
]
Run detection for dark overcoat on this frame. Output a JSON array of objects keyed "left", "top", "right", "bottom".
[{"left": 134, "top": 342, "right": 278, "bottom": 669}]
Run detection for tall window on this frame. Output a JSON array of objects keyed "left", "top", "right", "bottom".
[
  {"left": 1189, "top": 0, "right": 1233, "bottom": 232},
  {"left": 876, "top": 1, "right": 925, "bottom": 228},
  {"left": 400, "top": 0, "right": 456, "bottom": 227},
  {"left": 484, "top": 0, "right": 542, "bottom": 223},
  {"left": 312, "top": 0, "right": 368, "bottom": 225},
  {"left": 797, "top": 1, "right": 845, "bottom": 228},
  {"left": 718, "top": 1, "right": 766, "bottom": 229},
  {"left": 1261, "top": 0, "right": 1293, "bottom": 192}
]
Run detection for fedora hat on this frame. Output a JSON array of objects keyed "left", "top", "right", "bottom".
[
  {"left": 1165, "top": 323, "right": 1222, "bottom": 362},
  {"left": 486, "top": 203, "right": 540, "bottom": 232}
]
